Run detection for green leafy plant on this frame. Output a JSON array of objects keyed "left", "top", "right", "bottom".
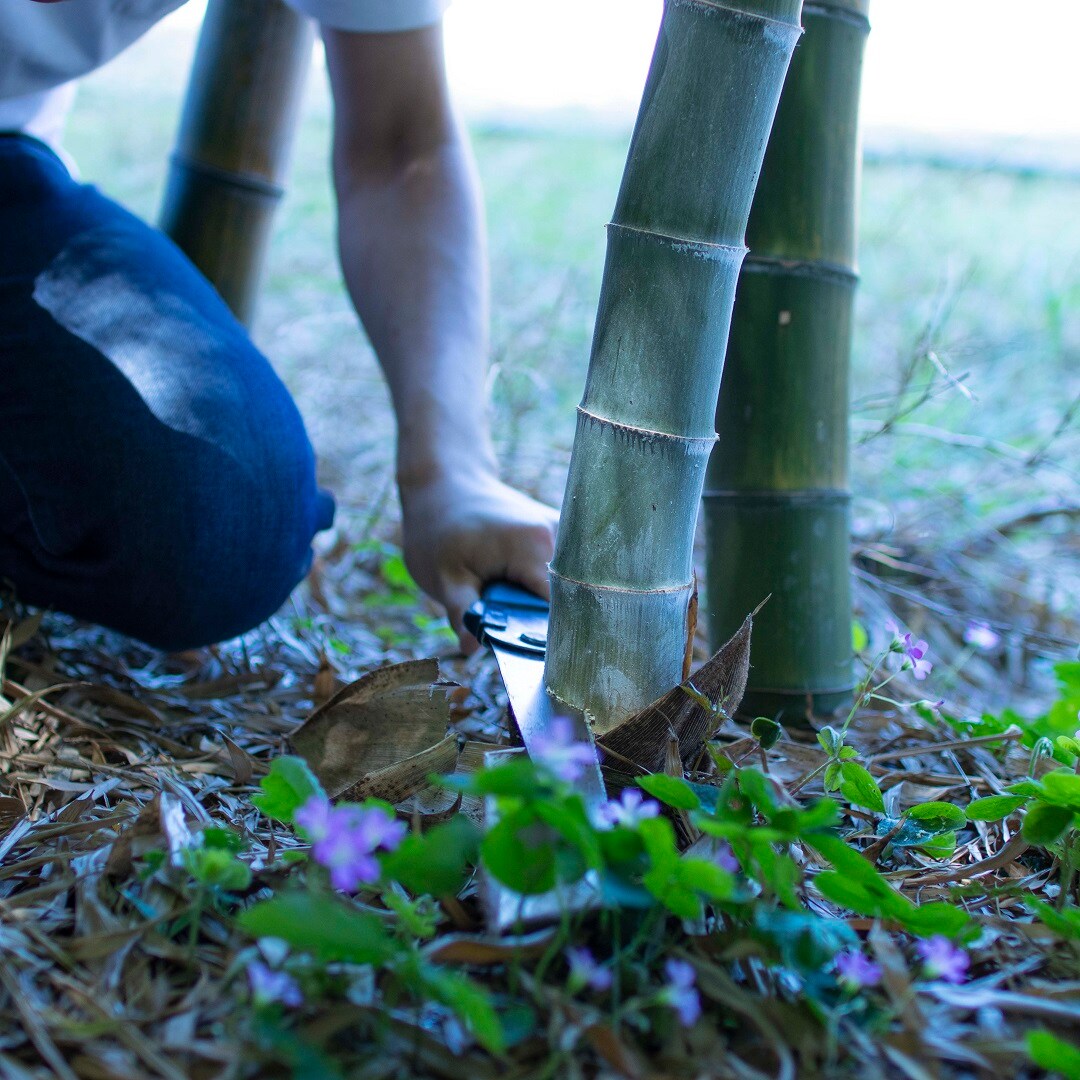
[
  {"left": 948, "top": 661, "right": 1080, "bottom": 763},
  {"left": 234, "top": 708, "right": 983, "bottom": 1067},
  {"left": 968, "top": 764, "right": 1080, "bottom": 901},
  {"left": 1027, "top": 1029, "right": 1080, "bottom": 1080},
  {"left": 242, "top": 758, "right": 502, "bottom": 1052}
]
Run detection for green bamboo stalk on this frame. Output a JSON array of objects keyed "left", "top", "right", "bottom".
[
  {"left": 704, "top": 0, "right": 870, "bottom": 719},
  {"left": 546, "top": 0, "right": 804, "bottom": 735},
  {"left": 159, "top": 0, "right": 314, "bottom": 324}
]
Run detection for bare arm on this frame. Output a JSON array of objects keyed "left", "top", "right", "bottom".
[{"left": 322, "top": 24, "right": 557, "bottom": 647}]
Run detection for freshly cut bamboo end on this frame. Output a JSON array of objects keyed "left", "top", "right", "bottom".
[{"left": 545, "top": 571, "right": 693, "bottom": 735}]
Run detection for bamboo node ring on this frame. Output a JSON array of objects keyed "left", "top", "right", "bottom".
[
  {"left": 549, "top": 567, "right": 694, "bottom": 596},
  {"left": 576, "top": 406, "right": 718, "bottom": 447}
]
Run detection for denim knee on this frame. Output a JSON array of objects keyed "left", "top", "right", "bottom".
[
  {"left": 0, "top": 136, "right": 337, "bottom": 650},
  {"left": 118, "top": 430, "right": 336, "bottom": 652}
]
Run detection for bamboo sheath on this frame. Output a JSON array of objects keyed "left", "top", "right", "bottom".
[
  {"left": 546, "top": 0, "right": 803, "bottom": 734},
  {"left": 705, "top": 0, "right": 870, "bottom": 718},
  {"left": 159, "top": 0, "right": 315, "bottom": 324}
]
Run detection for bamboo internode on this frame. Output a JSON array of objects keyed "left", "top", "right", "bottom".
[
  {"left": 547, "top": 0, "right": 804, "bottom": 734},
  {"left": 159, "top": 0, "right": 315, "bottom": 325},
  {"left": 705, "top": 0, "right": 870, "bottom": 719}
]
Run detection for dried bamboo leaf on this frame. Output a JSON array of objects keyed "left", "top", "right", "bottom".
[
  {"left": 75, "top": 684, "right": 169, "bottom": 726},
  {"left": 423, "top": 928, "right": 555, "bottom": 965},
  {"left": 0, "top": 796, "right": 25, "bottom": 833},
  {"left": 397, "top": 781, "right": 462, "bottom": 824},
  {"left": 452, "top": 740, "right": 495, "bottom": 826},
  {"left": 290, "top": 658, "right": 456, "bottom": 798},
  {"left": 340, "top": 734, "right": 459, "bottom": 805},
  {"left": 922, "top": 985, "right": 1080, "bottom": 1024},
  {"left": 598, "top": 611, "right": 753, "bottom": 774},
  {"left": 684, "top": 951, "right": 796, "bottom": 1080},
  {"left": 220, "top": 733, "right": 255, "bottom": 785},
  {"left": 0, "top": 966, "right": 80, "bottom": 1080},
  {"left": 869, "top": 923, "right": 927, "bottom": 1039},
  {"left": 583, "top": 1022, "right": 649, "bottom": 1080},
  {"left": 0, "top": 683, "right": 83, "bottom": 732}
]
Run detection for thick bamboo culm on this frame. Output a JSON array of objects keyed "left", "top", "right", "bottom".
[
  {"left": 546, "top": 0, "right": 804, "bottom": 735},
  {"left": 704, "top": 0, "right": 870, "bottom": 719},
  {"left": 158, "top": 0, "right": 315, "bottom": 325}
]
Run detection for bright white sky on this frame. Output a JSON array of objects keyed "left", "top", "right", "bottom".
[{"left": 169, "top": 0, "right": 1080, "bottom": 140}]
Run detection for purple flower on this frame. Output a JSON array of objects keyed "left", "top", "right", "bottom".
[
  {"left": 294, "top": 797, "right": 332, "bottom": 842},
  {"left": 312, "top": 823, "right": 382, "bottom": 893},
  {"left": 963, "top": 621, "right": 1000, "bottom": 651},
  {"left": 905, "top": 639, "right": 933, "bottom": 681},
  {"left": 352, "top": 807, "right": 407, "bottom": 852},
  {"left": 711, "top": 841, "right": 740, "bottom": 874},
  {"left": 886, "top": 622, "right": 932, "bottom": 680},
  {"left": 566, "top": 947, "right": 613, "bottom": 993},
  {"left": 662, "top": 959, "right": 701, "bottom": 1027},
  {"left": 916, "top": 936, "right": 969, "bottom": 984},
  {"left": 834, "top": 950, "right": 882, "bottom": 990},
  {"left": 248, "top": 960, "right": 303, "bottom": 1007},
  {"left": 529, "top": 717, "right": 598, "bottom": 783},
  {"left": 596, "top": 788, "right": 661, "bottom": 829},
  {"left": 295, "top": 797, "right": 406, "bottom": 893}
]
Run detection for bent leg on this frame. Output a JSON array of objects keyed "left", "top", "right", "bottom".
[{"left": 0, "top": 136, "right": 334, "bottom": 650}]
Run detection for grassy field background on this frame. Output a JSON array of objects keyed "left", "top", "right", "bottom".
[{"left": 63, "top": 20, "right": 1080, "bottom": 703}]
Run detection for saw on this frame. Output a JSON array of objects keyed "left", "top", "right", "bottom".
[{"left": 464, "top": 581, "right": 606, "bottom": 809}]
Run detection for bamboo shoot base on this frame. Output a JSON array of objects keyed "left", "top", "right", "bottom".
[{"left": 545, "top": 569, "right": 693, "bottom": 736}]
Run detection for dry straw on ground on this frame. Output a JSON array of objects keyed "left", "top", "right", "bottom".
[{"left": 0, "top": 505, "right": 1077, "bottom": 1078}]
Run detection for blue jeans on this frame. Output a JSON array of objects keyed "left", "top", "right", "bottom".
[{"left": 0, "top": 134, "right": 335, "bottom": 650}]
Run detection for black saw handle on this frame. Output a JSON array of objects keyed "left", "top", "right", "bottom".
[{"left": 464, "top": 582, "right": 549, "bottom": 656}]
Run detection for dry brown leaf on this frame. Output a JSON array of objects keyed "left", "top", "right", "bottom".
[
  {"left": 583, "top": 1022, "right": 649, "bottom": 1080},
  {"left": 341, "top": 733, "right": 459, "bottom": 805},
  {"left": 598, "top": 610, "right": 753, "bottom": 774},
  {"left": 219, "top": 733, "right": 255, "bottom": 786},
  {"left": 423, "top": 928, "right": 555, "bottom": 965},
  {"left": 290, "top": 658, "right": 457, "bottom": 798}
]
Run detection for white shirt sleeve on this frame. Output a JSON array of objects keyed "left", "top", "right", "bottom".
[
  {"left": 282, "top": 0, "right": 449, "bottom": 32},
  {"left": 0, "top": 83, "right": 79, "bottom": 165}
]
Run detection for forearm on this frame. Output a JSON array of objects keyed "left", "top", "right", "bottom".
[
  {"left": 332, "top": 122, "right": 498, "bottom": 490},
  {"left": 321, "top": 24, "right": 557, "bottom": 641}
]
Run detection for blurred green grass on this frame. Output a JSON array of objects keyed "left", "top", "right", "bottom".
[{"left": 64, "top": 26, "right": 1080, "bottom": 544}]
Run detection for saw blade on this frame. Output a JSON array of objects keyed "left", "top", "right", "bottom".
[{"left": 489, "top": 643, "right": 606, "bottom": 809}]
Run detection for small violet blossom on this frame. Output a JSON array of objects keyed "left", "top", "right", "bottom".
[
  {"left": 885, "top": 620, "right": 932, "bottom": 681},
  {"left": 905, "top": 641, "right": 933, "bottom": 681},
  {"left": 711, "top": 841, "right": 740, "bottom": 874},
  {"left": 530, "top": 717, "right": 599, "bottom": 783},
  {"left": 662, "top": 959, "right": 702, "bottom": 1027},
  {"left": 916, "top": 936, "right": 969, "bottom": 984},
  {"left": 247, "top": 960, "right": 303, "bottom": 1007},
  {"left": 834, "top": 950, "right": 882, "bottom": 991},
  {"left": 295, "top": 797, "right": 406, "bottom": 893},
  {"left": 963, "top": 621, "right": 1000, "bottom": 651},
  {"left": 595, "top": 788, "right": 661, "bottom": 830},
  {"left": 566, "top": 947, "right": 613, "bottom": 993}
]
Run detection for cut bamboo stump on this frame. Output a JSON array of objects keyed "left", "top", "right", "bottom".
[
  {"left": 546, "top": 0, "right": 804, "bottom": 735},
  {"left": 159, "top": 0, "right": 315, "bottom": 324},
  {"left": 704, "top": 0, "right": 870, "bottom": 720}
]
